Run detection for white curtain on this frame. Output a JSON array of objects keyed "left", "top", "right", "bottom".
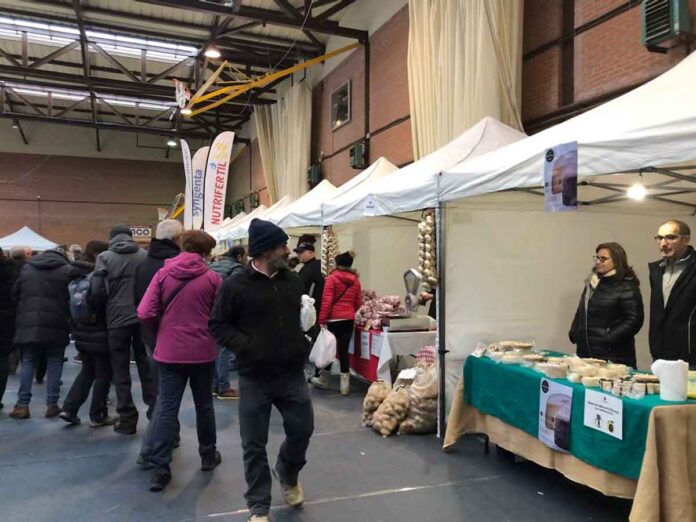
[
  {"left": 254, "top": 82, "right": 312, "bottom": 203},
  {"left": 407, "top": 0, "right": 523, "bottom": 160}
]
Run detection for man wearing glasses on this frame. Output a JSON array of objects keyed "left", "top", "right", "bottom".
[{"left": 649, "top": 220, "right": 696, "bottom": 367}]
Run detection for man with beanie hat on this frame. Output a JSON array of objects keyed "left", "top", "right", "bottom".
[
  {"left": 91, "top": 224, "right": 153, "bottom": 435},
  {"left": 210, "top": 218, "right": 314, "bottom": 522}
]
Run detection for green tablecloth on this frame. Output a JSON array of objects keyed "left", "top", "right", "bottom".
[{"left": 464, "top": 354, "right": 696, "bottom": 480}]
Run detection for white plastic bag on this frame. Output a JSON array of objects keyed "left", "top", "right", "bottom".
[
  {"left": 300, "top": 294, "right": 316, "bottom": 332},
  {"left": 309, "top": 327, "right": 336, "bottom": 368}
]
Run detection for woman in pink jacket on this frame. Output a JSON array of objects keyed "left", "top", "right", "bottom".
[
  {"left": 311, "top": 251, "right": 362, "bottom": 396},
  {"left": 137, "top": 230, "right": 222, "bottom": 492}
]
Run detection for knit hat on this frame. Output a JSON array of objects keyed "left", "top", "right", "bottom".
[
  {"left": 109, "top": 224, "right": 132, "bottom": 239},
  {"left": 335, "top": 251, "right": 354, "bottom": 268},
  {"left": 248, "top": 218, "right": 289, "bottom": 258},
  {"left": 294, "top": 242, "right": 315, "bottom": 253}
]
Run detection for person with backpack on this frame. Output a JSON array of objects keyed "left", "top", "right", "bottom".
[
  {"left": 59, "top": 241, "right": 117, "bottom": 427},
  {"left": 311, "top": 251, "right": 362, "bottom": 396},
  {"left": 137, "top": 230, "right": 223, "bottom": 492},
  {"left": 209, "top": 245, "right": 247, "bottom": 400},
  {"left": 9, "top": 248, "right": 73, "bottom": 419}
]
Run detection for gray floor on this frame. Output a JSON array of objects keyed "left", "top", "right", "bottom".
[{"left": 0, "top": 345, "right": 632, "bottom": 522}]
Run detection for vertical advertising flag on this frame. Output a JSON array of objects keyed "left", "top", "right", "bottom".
[
  {"left": 181, "top": 139, "right": 193, "bottom": 229},
  {"left": 203, "top": 131, "right": 235, "bottom": 231},
  {"left": 191, "top": 146, "right": 209, "bottom": 230}
]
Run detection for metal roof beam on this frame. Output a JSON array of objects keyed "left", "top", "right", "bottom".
[{"left": 314, "top": 0, "right": 356, "bottom": 22}]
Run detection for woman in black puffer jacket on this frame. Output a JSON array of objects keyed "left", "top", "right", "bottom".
[
  {"left": 60, "top": 240, "right": 116, "bottom": 427},
  {"left": 569, "top": 242, "right": 644, "bottom": 368}
]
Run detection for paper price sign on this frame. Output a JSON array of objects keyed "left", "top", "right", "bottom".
[{"left": 583, "top": 390, "right": 623, "bottom": 440}]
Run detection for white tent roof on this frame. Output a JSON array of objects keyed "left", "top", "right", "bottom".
[
  {"left": 321, "top": 156, "right": 399, "bottom": 225},
  {"left": 227, "top": 196, "right": 294, "bottom": 240},
  {"left": 212, "top": 211, "right": 247, "bottom": 240},
  {"left": 440, "top": 51, "right": 696, "bottom": 201},
  {"left": 0, "top": 226, "right": 58, "bottom": 251},
  {"left": 328, "top": 117, "right": 526, "bottom": 221},
  {"left": 221, "top": 205, "right": 267, "bottom": 240},
  {"left": 273, "top": 180, "right": 337, "bottom": 229}
]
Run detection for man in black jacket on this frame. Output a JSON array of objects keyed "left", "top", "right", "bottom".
[
  {"left": 210, "top": 219, "right": 313, "bottom": 522},
  {"left": 91, "top": 225, "right": 152, "bottom": 434},
  {"left": 295, "top": 239, "right": 323, "bottom": 319},
  {"left": 649, "top": 219, "right": 696, "bottom": 367},
  {"left": 134, "top": 220, "right": 183, "bottom": 307},
  {"left": 9, "top": 248, "right": 72, "bottom": 419}
]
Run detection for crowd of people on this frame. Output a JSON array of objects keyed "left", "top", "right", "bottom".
[{"left": 0, "top": 217, "right": 361, "bottom": 522}]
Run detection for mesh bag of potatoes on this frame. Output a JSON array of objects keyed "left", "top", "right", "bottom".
[
  {"left": 371, "top": 385, "right": 410, "bottom": 437},
  {"left": 398, "top": 364, "right": 438, "bottom": 434},
  {"left": 362, "top": 380, "right": 391, "bottom": 427}
]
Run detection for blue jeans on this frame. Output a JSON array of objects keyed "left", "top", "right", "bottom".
[
  {"left": 214, "top": 347, "right": 236, "bottom": 393},
  {"left": 145, "top": 362, "right": 217, "bottom": 474},
  {"left": 17, "top": 344, "right": 66, "bottom": 406}
]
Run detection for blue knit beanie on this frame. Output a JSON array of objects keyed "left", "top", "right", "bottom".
[{"left": 248, "top": 219, "right": 288, "bottom": 258}]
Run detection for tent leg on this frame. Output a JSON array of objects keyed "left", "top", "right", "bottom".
[{"left": 436, "top": 204, "right": 447, "bottom": 439}]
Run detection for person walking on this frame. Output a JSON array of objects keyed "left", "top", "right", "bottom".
[
  {"left": 210, "top": 219, "right": 314, "bottom": 522},
  {"left": 138, "top": 230, "right": 222, "bottom": 492},
  {"left": 569, "top": 242, "right": 644, "bottom": 368},
  {"left": 9, "top": 248, "right": 72, "bottom": 419},
  {"left": 209, "top": 245, "right": 247, "bottom": 400},
  {"left": 91, "top": 225, "right": 153, "bottom": 434},
  {"left": 8, "top": 247, "right": 31, "bottom": 375},
  {"left": 0, "top": 248, "right": 18, "bottom": 410},
  {"left": 649, "top": 220, "right": 696, "bottom": 366},
  {"left": 59, "top": 240, "right": 117, "bottom": 427},
  {"left": 311, "top": 251, "right": 362, "bottom": 395}
]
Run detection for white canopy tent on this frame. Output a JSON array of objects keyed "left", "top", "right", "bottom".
[
  {"left": 0, "top": 226, "right": 58, "bottom": 251},
  {"left": 272, "top": 180, "right": 337, "bottom": 229},
  {"left": 220, "top": 205, "right": 267, "bottom": 241},
  {"left": 226, "top": 196, "right": 294, "bottom": 241},
  {"left": 211, "top": 211, "right": 247, "bottom": 241}
]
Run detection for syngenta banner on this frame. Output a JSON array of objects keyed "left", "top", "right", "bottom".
[
  {"left": 203, "top": 131, "right": 234, "bottom": 231},
  {"left": 191, "top": 146, "right": 209, "bottom": 230},
  {"left": 181, "top": 139, "right": 193, "bottom": 229}
]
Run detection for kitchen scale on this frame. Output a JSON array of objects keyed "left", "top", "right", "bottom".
[{"left": 380, "top": 269, "right": 432, "bottom": 332}]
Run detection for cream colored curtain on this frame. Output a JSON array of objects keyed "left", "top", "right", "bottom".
[
  {"left": 407, "top": 0, "right": 523, "bottom": 160},
  {"left": 254, "top": 82, "right": 312, "bottom": 203}
]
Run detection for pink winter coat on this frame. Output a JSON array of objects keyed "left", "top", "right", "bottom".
[{"left": 137, "top": 252, "right": 222, "bottom": 364}]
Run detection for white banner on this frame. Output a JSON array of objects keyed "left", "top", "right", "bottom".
[
  {"left": 203, "top": 131, "right": 235, "bottom": 231},
  {"left": 191, "top": 146, "right": 209, "bottom": 230},
  {"left": 181, "top": 139, "right": 193, "bottom": 229}
]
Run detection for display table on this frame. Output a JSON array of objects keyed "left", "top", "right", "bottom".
[
  {"left": 443, "top": 355, "right": 696, "bottom": 522},
  {"left": 349, "top": 328, "right": 436, "bottom": 386}
]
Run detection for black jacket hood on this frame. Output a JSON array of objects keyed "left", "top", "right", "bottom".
[
  {"left": 148, "top": 238, "right": 180, "bottom": 260},
  {"left": 110, "top": 233, "right": 140, "bottom": 254},
  {"left": 29, "top": 250, "right": 70, "bottom": 270}
]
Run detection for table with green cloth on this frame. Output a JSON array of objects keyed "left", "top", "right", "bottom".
[{"left": 443, "top": 353, "right": 696, "bottom": 522}]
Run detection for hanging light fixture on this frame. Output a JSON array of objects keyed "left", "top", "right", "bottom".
[
  {"left": 166, "top": 138, "right": 177, "bottom": 147},
  {"left": 204, "top": 45, "right": 221, "bottom": 59},
  {"left": 180, "top": 107, "right": 192, "bottom": 116},
  {"left": 627, "top": 183, "right": 647, "bottom": 201}
]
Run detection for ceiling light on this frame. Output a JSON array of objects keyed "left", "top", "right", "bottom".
[
  {"left": 627, "top": 183, "right": 647, "bottom": 201},
  {"left": 166, "top": 138, "right": 177, "bottom": 147},
  {"left": 11, "top": 120, "right": 19, "bottom": 129},
  {"left": 180, "top": 107, "right": 192, "bottom": 116},
  {"left": 204, "top": 45, "right": 221, "bottom": 59}
]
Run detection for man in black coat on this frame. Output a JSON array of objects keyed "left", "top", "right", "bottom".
[
  {"left": 0, "top": 248, "right": 18, "bottom": 410},
  {"left": 210, "top": 219, "right": 314, "bottom": 522},
  {"left": 649, "top": 220, "right": 696, "bottom": 367},
  {"left": 9, "top": 248, "right": 72, "bottom": 419},
  {"left": 134, "top": 220, "right": 183, "bottom": 307}
]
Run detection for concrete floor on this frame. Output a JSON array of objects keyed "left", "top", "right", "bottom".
[{"left": 0, "top": 345, "right": 632, "bottom": 522}]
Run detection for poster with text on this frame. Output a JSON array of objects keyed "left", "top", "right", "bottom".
[
  {"left": 584, "top": 390, "right": 623, "bottom": 440},
  {"left": 539, "top": 378, "right": 573, "bottom": 452},
  {"left": 203, "top": 131, "right": 235, "bottom": 231},
  {"left": 543, "top": 141, "right": 578, "bottom": 212},
  {"left": 191, "top": 146, "right": 209, "bottom": 230}
]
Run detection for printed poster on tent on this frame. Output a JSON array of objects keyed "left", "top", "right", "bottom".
[
  {"left": 538, "top": 378, "right": 573, "bottom": 452},
  {"left": 543, "top": 141, "right": 578, "bottom": 212}
]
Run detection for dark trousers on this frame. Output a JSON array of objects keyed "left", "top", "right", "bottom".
[
  {"left": 8, "top": 348, "right": 20, "bottom": 374},
  {"left": 109, "top": 324, "right": 155, "bottom": 428},
  {"left": 239, "top": 371, "right": 314, "bottom": 516},
  {"left": 327, "top": 320, "right": 354, "bottom": 373},
  {"left": 35, "top": 350, "right": 47, "bottom": 382},
  {"left": 0, "top": 353, "right": 8, "bottom": 406},
  {"left": 145, "top": 362, "right": 216, "bottom": 474},
  {"left": 62, "top": 352, "right": 112, "bottom": 422}
]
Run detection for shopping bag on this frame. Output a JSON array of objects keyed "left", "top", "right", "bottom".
[
  {"left": 309, "top": 328, "right": 337, "bottom": 368},
  {"left": 300, "top": 294, "right": 317, "bottom": 332}
]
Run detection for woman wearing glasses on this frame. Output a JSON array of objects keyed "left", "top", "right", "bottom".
[{"left": 569, "top": 242, "right": 644, "bottom": 368}]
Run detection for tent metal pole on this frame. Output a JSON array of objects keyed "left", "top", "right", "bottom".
[{"left": 436, "top": 201, "right": 447, "bottom": 439}]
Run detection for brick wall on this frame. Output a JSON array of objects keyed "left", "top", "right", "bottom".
[
  {"left": 0, "top": 153, "right": 183, "bottom": 247},
  {"left": 523, "top": 0, "right": 696, "bottom": 127}
]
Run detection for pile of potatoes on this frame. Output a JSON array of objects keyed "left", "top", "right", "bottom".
[
  {"left": 398, "top": 365, "right": 438, "bottom": 434},
  {"left": 371, "top": 386, "right": 410, "bottom": 437},
  {"left": 362, "top": 380, "right": 391, "bottom": 427}
]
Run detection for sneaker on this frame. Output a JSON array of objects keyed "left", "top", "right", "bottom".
[
  {"left": 45, "top": 405, "right": 62, "bottom": 418},
  {"left": 149, "top": 470, "right": 171, "bottom": 492},
  {"left": 89, "top": 415, "right": 118, "bottom": 428},
  {"left": 272, "top": 464, "right": 304, "bottom": 507},
  {"left": 9, "top": 405, "right": 30, "bottom": 419},
  {"left": 114, "top": 422, "right": 137, "bottom": 435},
  {"left": 201, "top": 450, "right": 222, "bottom": 471},
  {"left": 59, "top": 410, "right": 81, "bottom": 425},
  {"left": 248, "top": 516, "right": 270, "bottom": 522},
  {"left": 215, "top": 388, "right": 239, "bottom": 400}
]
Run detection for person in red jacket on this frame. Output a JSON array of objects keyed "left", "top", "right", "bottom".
[{"left": 311, "top": 251, "right": 362, "bottom": 395}]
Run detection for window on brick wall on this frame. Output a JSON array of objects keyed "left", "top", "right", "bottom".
[{"left": 330, "top": 80, "right": 351, "bottom": 131}]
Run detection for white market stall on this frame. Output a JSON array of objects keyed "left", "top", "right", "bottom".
[
  {"left": 0, "top": 226, "right": 58, "bottom": 252},
  {"left": 226, "top": 196, "right": 294, "bottom": 241}
]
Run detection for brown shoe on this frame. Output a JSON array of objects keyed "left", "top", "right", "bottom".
[
  {"left": 216, "top": 388, "right": 239, "bottom": 400},
  {"left": 45, "top": 405, "right": 62, "bottom": 418},
  {"left": 9, "top": 405, "right": 30, "bottom": 419}
]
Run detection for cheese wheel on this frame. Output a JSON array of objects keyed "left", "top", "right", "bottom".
[{"left": 582, "top": 376, "right": 601, "bottom": 388}]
